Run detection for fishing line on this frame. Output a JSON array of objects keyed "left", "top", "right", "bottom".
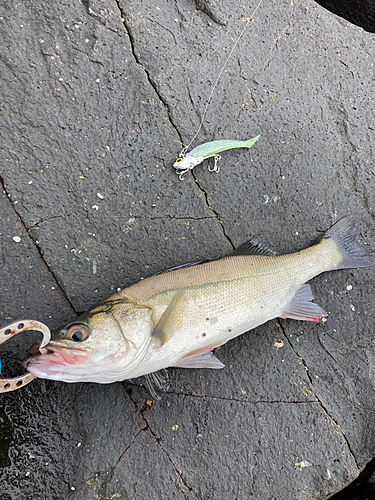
[{"left": 182, "top": 0, "right": 265, "bottom": 154}]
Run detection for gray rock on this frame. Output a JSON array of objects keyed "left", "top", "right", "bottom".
[{"left": 1, "top": 0, "right": 375, "bottom": 498}]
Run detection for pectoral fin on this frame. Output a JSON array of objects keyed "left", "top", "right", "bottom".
[
  {"left": 152, "top": 289, "right": 185, "bottom": 346},
  {"left": 280, "top": 284, "right": 327, "bottom": 322},
  {"left": 173, "top": 351, "right": 225, "bottom": 369}
]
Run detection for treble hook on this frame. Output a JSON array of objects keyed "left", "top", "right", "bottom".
[
  {"left": 177, "top": 168, "right": 189, "bottom": 181},
  {"left": 208, "top": 154, "right": 222, "bottom": 173}
]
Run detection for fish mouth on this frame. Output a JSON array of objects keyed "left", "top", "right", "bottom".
[{"left": 24, "top": 343, "right": 89, "bottom": 380}]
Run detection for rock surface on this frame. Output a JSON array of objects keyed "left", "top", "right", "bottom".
[{"left": 0, "top": 0, "right": 374, "bottom": 499}]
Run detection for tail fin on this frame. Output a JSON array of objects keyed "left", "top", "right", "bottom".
[
  {"left": 325, "top": 217, "right": 375, "bottom": 270},
  {"left": 245, "top": 135, "right": 260, "bottom": 148}
]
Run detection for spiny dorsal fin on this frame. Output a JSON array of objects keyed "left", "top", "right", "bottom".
[
  {"left": 154, "top": 260, "right": 208, "bottom": 275},
  {"left": 156, "top": 239, "right": 275, "bottom": 276},
  {"left": 231, "top": 238, "right": 276, "bottom": 257}
]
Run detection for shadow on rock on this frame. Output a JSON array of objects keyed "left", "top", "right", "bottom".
[{"left": 315, "top": 0, "right": 375, "bottom": 32}]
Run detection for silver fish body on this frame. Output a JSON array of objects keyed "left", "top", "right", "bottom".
[{"left": 26, "top": 217, "right": 375, "bottom": 385}]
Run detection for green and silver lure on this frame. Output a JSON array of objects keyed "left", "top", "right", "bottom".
[{"left": 173, "top": 135, "right": 260, "bottom": 180}]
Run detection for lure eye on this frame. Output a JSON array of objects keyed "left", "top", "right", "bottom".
[
  {"left": 175, "top": 157, "right": 184, "bottom": 163},
  {"left": 66, "top": 324, "right": 90, "bottom": 342}
]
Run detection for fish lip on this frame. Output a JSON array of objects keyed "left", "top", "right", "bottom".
[{"left": 24, "top": 343, "right": 89, "bottom": 370}]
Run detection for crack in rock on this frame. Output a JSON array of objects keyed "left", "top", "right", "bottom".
[
  {"left": 97, "top": 428, "right": 147, "bottom": 498},
  {"left": 29, "top": 214, "right": 216, "bottom": 229},
  {"left": 126, "top": 389, "right": 199, "bottom": 498},
  {"left": 145, "top": 17, "right": 178, "bottom": 44},
  {"left": 261, "top": 21, "right": 292, "bottom": 72},
  {"left": 166, "top": 389, "right": 317, "bottom": 405},
  {"left": 324, "top": 97, "right": 375, "bottom": 222},
  {"left": 191, "top": 170, "right": 235, "bottom": 249},
  {"left": 0, "top": 54, "right": 25, "bottom": 83},
  {"left": 0, "top": 176, "right": 77, "bottom": 316},
  {"left": 137, "top": 215, "right": 216, "bottom": 221},
  {"left": 278, "top": 318, "right": 360, "bottom": 472},
  {"left": 81, "top": 0, "right": 123, "bottom": 36},
  {"left": 100, "top": 0, "right": 234, "bottom": 251},
  {"left": 113, "top": 1, "right": 185, "bottom": 149},
  {"left": 27, "top": 215, "right": 67, "bottom": 230},
  {"left": 193, "top": 0, "right": 226, "bottom": 26}
]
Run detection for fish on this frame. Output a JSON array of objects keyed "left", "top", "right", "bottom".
[
  {"left": 173, "top": 136, "right": 260, "bottom": 179},
  {"left": 19, "top": 217, "right": 374, "bottom": 393}
]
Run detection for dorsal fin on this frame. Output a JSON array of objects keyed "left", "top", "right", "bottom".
[
  {"left": 155, "top": 238, "right": 275, "bottom": 278},
  {"left": 155, "top": 260, "right": 208, "bottom": 275},
  {"left": 230, "top": 238, "right": 276, "bottom": 257}
]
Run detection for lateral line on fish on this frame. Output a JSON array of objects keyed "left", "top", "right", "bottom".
[
  {"left": 124, "top": 269, "right": 270, "bottom": 304},
  {"left": 125, "top": 250, "right": 329, "bottom": 302}
]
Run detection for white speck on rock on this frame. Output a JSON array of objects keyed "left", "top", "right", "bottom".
[{"left": 295, "top": 460, "right": 312, "bottom": 468}]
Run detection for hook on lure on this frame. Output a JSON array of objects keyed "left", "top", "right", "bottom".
[
  {"left": 173, "top": 135, "right": 260, "bottom": 180},
  {"left": 0, "top": 320, "right": 51, "bottom": 393}
]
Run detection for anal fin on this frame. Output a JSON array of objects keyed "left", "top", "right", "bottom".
[
  {"left": 173, "top": 351, "right": 225, "bottom": 369},
  {"left": 280, "top": 284, "right": 327, "bottom": 322}
]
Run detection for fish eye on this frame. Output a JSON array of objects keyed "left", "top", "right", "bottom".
[
  {"left": 66, "top": 324, "right": 90, "bottom": 342},
  {"left": 175, "top": 157, "right": 184, "bottom": 163}
]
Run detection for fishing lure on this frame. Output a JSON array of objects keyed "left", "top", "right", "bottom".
[{"left": 173, "top": 135, "right": 260, "bottom": 180}]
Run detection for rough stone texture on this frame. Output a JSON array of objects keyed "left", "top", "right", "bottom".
[
  {"left": 133, "top": 390, "right": 356, "bottom": 500},
  {"left": 0, "top": 0, "right": 375, "bottom": 499}
]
